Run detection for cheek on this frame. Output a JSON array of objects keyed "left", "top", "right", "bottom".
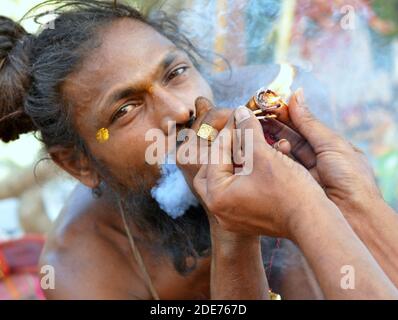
[
  {"left": 90, "top": 129, "right": 162, "bottom": 188},
  {"left": 183, "top": 70, "right": 213, "bottom": 102}
]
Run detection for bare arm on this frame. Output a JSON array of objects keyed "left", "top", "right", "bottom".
[
  {"left": 290, "top": 199, "right": 398, "bottom": 299},
  {"left": 192, "top": 104, "right": 398, "bottom": 300},
  {"left": 209, "top": 228, "right": 268, "bottom": 299},
  {"left": 340, "top": 198, "right": 398, "bottom": 287},
  {"left": 177, "top": 99, "right": 269, "bottom": 300},
  {"left": 284, "top": 89, "right": 398, "bottom": 289}
]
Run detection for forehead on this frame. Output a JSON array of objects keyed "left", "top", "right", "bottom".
[{"left": 63, "top": 18, "right": 176, "bottom": 105}]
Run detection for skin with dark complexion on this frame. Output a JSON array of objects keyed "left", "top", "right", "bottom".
[
  {"left": 40, "top": 15, "right": 398, "bottom": 300},
  {"left": 192, "top": 103, "right": 398, "bottom": 299},
  {"left": 56, "top": 18, "right": 212, "bottom": 190},
  {"left": 42, "top": 184, "right": 322, "bottom": 299},
  {"left": 40, "top": 18, "right": 323, "bottom": 300}
]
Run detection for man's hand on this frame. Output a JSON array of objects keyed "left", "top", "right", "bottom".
[
  {"left": 190, "top": 103, "right": 398, "bottom": 299},
  {"left": 192, "top": 105, "right": 329, "bottom": 239},
  {"left": 285, "top": 89, "right": 382, "bottom": 218},
  {"left": 280, "top": 89, "right": 398, "bottom": 288},
  {"left": 177, "top": 98, "right": 268, "bottom": 299}
]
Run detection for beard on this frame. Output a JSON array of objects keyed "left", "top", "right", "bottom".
[
  {"left": 93, "top": 158, "right": 211, "bottom": 275},
  {"left": 121, "top": 186, "right": 210, "bottom": 274},
  {"left": 92, "top": 156, "right": 283, "bottom": 281}
]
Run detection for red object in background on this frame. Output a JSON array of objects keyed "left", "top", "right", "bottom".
[
  {"left": 0, "top": 249, "right": 10, "bottom": 278},
  {"left": 0, "top": 235, "right": 46, "bottom": 300},
  {"left": 261, "top": 121, "right": 278, "bottom": 146},
  {"left": 263, "top": 132, "right": 277, "bottom": 146}
]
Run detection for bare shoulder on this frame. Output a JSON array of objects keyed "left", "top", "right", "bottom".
[{"left": 40, "top": 184, "right": 150, "bottom": 299}]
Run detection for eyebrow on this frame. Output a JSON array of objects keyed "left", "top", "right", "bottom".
[{"left": 97, "top": 49, "right": 183, "bottom": 119}]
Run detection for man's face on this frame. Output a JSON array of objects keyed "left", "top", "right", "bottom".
[{"left": 63, "top": 18, "right": 213, "bottom": 191}]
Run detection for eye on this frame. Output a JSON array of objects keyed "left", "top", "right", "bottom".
[
  {"left": 166, "top": 66, "right": 189, "bottom": 83},
  {"left": 111, "top": 101, "right": 142, "bottom": 123}
]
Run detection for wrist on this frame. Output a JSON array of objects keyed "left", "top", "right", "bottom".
[
  {"left": 343, "top": 196, "right": 396, "bottom": 236},
  {"left": 332, "top": 187, "right": 384, "bottom": 219},
  {"left": 210, "top": 225, "right": 260, "bottom": 256},
  {"left": 288, "top": 197, "right": 343, "bottom": 244}
]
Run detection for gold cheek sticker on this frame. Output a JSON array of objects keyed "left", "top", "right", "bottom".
[{"left": 96, "top": 128, "right": 109, "bottom": 143}]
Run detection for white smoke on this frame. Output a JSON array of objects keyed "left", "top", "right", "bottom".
[
  {"left": 150, "top": 0, "right": 398, "bottom": 210},
  {"left": 151, "top": 156, "right": 199, "bottom": 219}
]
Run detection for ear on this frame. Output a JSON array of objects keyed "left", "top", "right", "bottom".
[{"left": 49, "top": 146, "right": 100, "bottom": 189}]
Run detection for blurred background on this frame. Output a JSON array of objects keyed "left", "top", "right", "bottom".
[{"left": 0, "top": 0, "right": 397, "bottom": 298}]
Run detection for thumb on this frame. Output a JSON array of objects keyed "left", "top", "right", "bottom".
[
  {"left": 289, "top": 88, "right": 338, "bottom": 151},
  {"left": 235, "top": 106, "right": 269, "bottom": 149},
  {"left": 234, "top": 106, "right": 274, "bottom": 174}
]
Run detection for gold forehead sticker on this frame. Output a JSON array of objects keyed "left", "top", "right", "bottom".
[{"left": 96, "top": 128, "right": 109, "bottom": 143}]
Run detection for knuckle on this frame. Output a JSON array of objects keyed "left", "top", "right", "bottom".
[
  {"left": 333, "top": 136, "right": 352, "bottom": 151},
  {"left": 297, "top": 109, "right": 315, "bottom": 127}
]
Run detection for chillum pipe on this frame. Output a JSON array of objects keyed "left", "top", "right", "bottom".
[{"left": 245, "top": 88, "right": 316, "bottom": 170}]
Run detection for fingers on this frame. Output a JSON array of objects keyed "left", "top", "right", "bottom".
[
  {"left": 233, "top": 106, "right": 277, "bottom": 175},
  {"left": 193, "top": 96, "right": 214, "bottom": 131},
  {"left": 273, "top": 139, "right": 291, "bottom": 155},
  {"left": 206, "top": 113, "right": 235, "bottom": 184},
  {"left": 289, "top": 88, "right": 341, "bottom": 152},
  {"left": 190, "top": 99, "right": 233, "bottom": 205},
  {"left": 349, "top": 141, "right": 365, "bottom": 155},
  {"left": 309, "top": 167, "right": 322, "bottom": 185},
  {"left": 177, "top": 97, "right": 232, "bottom": 168},
  {"left": 235, "top": 106, "right": 268, "bottom": 148},
  {"left": 176, "top": 97, "right": 212, "bottom": 151},
  {"left": 192, "top": 97, "right": 232, "bottom": 133},
  {"left": 262, "top": 118, "right": 317, "bottom": 169},
  {"left": 269, "top": 103, "right": 296, "bottom": 130},
  {"left": 181, "top": 97, "right": 232, "bottom": 151}
]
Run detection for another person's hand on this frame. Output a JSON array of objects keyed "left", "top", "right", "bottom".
[
  {"left": 268, "top": 89, "right": 398, "bottom": 289},
  {"left": 285, "top": 89, "right": 383, "bottom": 219},
  {"left": 192, "top": 105, "right": 331, "bottom": 239},
  {"left": 175, "top": 98, "right": 231, "bottom": 191},
  {"left": 189, "top": 104, "right": 398, "bottom": 299}
]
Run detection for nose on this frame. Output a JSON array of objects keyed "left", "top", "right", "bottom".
[{"left": 151, "top": 86, "right": 195, "bottom": 134}]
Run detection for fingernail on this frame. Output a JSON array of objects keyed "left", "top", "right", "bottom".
[
  {"left": 274, "top": 139, "right": 288, "bottom": 149},
  {"left": 235, "top": 106, "right": 251, "bottom": 124},
  {"left": 295, "top": 88, "right": 305, "bottom": 106}
]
